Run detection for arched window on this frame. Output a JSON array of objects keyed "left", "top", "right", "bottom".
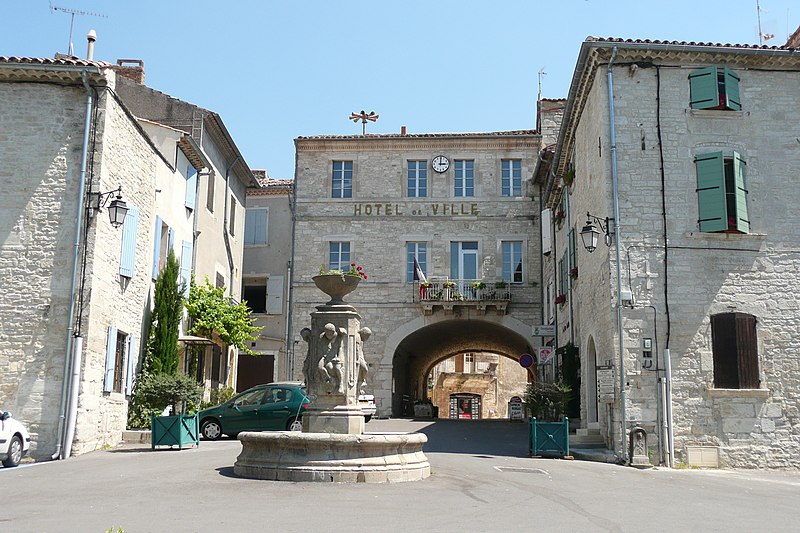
[{"left": 711, "top": 313, "right": 759, "bottom": 389}]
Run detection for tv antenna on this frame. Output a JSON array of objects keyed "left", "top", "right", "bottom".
[
  {"left": 756, "top": 1, "right": 775, "bottom": 44},
  {"left": 49, "top": 2, "right": 107, "bottom": 56},
  {"left": 349, "top": 110, "right": 379, "bottom": 135}
]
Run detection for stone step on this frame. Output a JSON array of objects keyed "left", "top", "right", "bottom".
[
  {"left": 122, "top": 430, "right": 151, "bottom": 444},
  {"left": 570, "top": 434, "right": 606, "bottom": 448},
  {"left": 576, "top": 427, "right": 601, "bottom": 437}
]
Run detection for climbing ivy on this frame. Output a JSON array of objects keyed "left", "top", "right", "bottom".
[{"left": 186, "top": 277, "right": 260, "bottom": 354}]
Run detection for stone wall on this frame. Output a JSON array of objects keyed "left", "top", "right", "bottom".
[
  {"left": 566, "top": 60, "right": 800, "bottom": 468},
  {"left": 292, "top": 134, "right": 543, "bottom": 417}
]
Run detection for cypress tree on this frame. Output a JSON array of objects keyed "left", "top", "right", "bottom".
[{"left": 145, "top": 249, "right": 184, "bottom": 375}]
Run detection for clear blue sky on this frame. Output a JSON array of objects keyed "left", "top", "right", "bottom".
[{"left": 1, "top": 1, "right": 796, "bottom": 179}]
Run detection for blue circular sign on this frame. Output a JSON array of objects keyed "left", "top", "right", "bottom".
[{"left": 518, "top": 353, "right": 534, "bottom": 368}]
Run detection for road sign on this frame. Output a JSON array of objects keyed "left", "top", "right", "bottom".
[
  {"left": 518, "top": 353, "right": 534, "bottom": 368},
  {"left": 537, "top": 347, "right": 554, "bottom": 365},
  {"left": 532, "top": 325, "right": 556, "bottom": 337},
  {"left": 597, "top": 366, "right": 615, "bottom": 402}
]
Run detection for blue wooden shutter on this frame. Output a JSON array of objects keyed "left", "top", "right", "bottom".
[
  {"left": 695, "top": 152, "right": 727, "bottom": 232},
  {"left": 119, "top": 205, "right": 139, "bottom": 278},
  {"left": 152, "top": 215, "right": 162, "bottom": 279},
  {"left": 185, "top": 166, "right": 197, "bottom": 210},
  {"left": 733, "top": 152, "right": 750, "bottom": 233},
  {"left": 689, "top": 67, "right": 719, "bottom": 109},
  {"left": 167, "top": 227, "right": 175, "bottom": 257},
  {"left": 266, "top": 275, "right": 284, "bottom": 314},
  {"left": 125, "top": 335, "right": 137, "bottom": 395},
  {"left": 103, "top": 325, "right": 117, "bottom": 392},
  {"left": 723, "top": 68, "right": 741, "bottom": 111},
  {"left": 450, "top": 242, "right": 458, "bottom": 279},
  {"left": 180, "top": 239, "right": 193, "bottom": 297}
]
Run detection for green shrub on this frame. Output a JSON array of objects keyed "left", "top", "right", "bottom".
[
  {"left": 127, "top": 373, "right": 203, "bottom": 428},
  {"left": 524, "top": 381, "right": 572, "bottom": 421},
  {"left": 201, "top": 386, "right": 236, "bottom": 410}
]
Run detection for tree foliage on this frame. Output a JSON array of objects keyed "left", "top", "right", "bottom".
[
  {"left": 143, "top": 249, "right": 184, "bottom": 375},
  {"left": 524, "top": 381, "right": 572, "bottom": 422},
  {"left": 127, "top": 373, "right": 203, "bottom": 427},
  {"left": 186, "top": 277, "right": 260, "bottom": 354}
]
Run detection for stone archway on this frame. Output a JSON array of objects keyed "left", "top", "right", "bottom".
[{"left": 385, "top": 314, "right": 534, "bottom": 417}]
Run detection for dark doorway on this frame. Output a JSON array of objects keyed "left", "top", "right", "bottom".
[{"left": 236, "top": 353, "right": 275, "bottom": 392}]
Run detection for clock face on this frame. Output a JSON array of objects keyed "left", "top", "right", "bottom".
[{"left": 431, "top": 155, "right": 450, "bottom": 173}]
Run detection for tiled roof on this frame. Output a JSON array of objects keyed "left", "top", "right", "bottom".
[
  {"left": 587, "top": 36, "right": 788, "bottom": 50},
  {"left": 250, "top": 170, "right": 292, "bottom": 191},
  {"left": 0, "top": 56, "right": 113, "bottom": 67},
  {"left": 297, "top": 130, "right": 537, "bottom": 140}
]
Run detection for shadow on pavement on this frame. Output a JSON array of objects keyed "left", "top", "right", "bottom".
[{"left": 417, "top": 419, "right": 529, "bottom": 457}]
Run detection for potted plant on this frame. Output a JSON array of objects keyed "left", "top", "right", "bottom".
[
  {"left": 555, "top": 293, "right": 567, "bottom": 305},
  {"left": 313, "top": 263, "right": 368, "bottom": 305},
  {"left": 136, "top": 373, "right": 203, "bottom": 449},
  {"left": 524, "top": 381, "right": 572, "bottom": 457},
  {"left": 494, "top": 280, "right": 507, "bottom": 289},
  {"left": 569, "top": 266, "right": 579, "bottom": 279},
  {"left": 442, "top": 280, "right": 456, "bottom": 289}
]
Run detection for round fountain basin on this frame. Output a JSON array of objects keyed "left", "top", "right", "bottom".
[{"left": 233, "top": 431, "right": 430, "bottom": 483}]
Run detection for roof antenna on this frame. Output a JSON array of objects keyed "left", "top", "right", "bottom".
[
  {"left": 49, "top": 2, "right": 107, "bottom": 56},
  {"left": 349, "top": 110, "right": 379, "bottom": 135},
  {"left": 756, "top": 1, "right": 775, "bottom": 44},
  {"left": 537, "top": 68, "right": 547, "bottom": 102}
]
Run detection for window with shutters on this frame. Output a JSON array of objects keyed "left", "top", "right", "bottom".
[
  {"left": 244, "top": 208, "right": 268, "bottom": 245},
  {"left": 695, "top": 151, "right": 749, "bottom": 233},
  {"left": 711, "top": 313, "right": 759, "bottom": 389},
  {"left": 242, "top": 277, "right": 267, "bottom": 313},
  {"left": 689, "top": 66, "right": 741, "bottom": 111},
  {"left": 229, "top": 195, "right": 236, "bottom": 236},
  {"left": 104, "top": 326, "right": 131, "bottom": 394},
  {"left": 151, "top": 217, "right": 173, "bottom": 279}
]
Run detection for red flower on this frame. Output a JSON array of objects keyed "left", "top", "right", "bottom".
[
  {"left": 351, "top": 263, "right": 356, "bottom": 267},
  {"left": 357, "top": 266, "right": 363, "bottom": 271},
  {"left": 363, "top": 275, "right": 368, "bottom": 280}
]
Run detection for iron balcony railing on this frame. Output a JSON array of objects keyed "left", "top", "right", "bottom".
[{"left": 412, "top": 279, "right": 513, "bottom": 303}]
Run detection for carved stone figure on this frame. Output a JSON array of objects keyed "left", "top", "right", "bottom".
[{"left": 356, "top": 327, "right": 372, "bottom": 394}]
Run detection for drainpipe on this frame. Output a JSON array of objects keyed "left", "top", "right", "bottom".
[
  {"left": 53, "top": 67, "right": 94, "bottom": 460},
  {"left": 223, "top": 156, "right": 240, "bottom": 298},
  {"left": 285, "top": 156, "right": 298, "bottom": 379},
  {"left": 607, "top": 46, "right": 628, "bottom": 463}
]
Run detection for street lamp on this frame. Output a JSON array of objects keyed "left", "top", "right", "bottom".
[
  {"left": 89, "top": 186, "right": 128, "bottom": 228},
  {"left": 580, "top": 212, "right": 614, "bottom": 253}
]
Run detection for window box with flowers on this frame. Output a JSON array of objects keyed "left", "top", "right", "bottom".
[
  {"left": 419, "top": 280, "right": 432, "bottom": 300},
  {"left": 569, "top": 266, "right": 578, "bottom": 280},
  {"left": 554, "top": 209, "right": 566, "bottom": 229},
  {"left": 555, "top": 293, "right": 567, "bottom": 306}
]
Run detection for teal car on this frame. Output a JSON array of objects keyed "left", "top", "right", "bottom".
[{"left": 199, "top": 382, "right": 309, "bottom": 440}]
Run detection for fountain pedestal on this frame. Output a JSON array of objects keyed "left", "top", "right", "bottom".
[{"left": 233, "top": 275, "right": 430, "bottom": 483}]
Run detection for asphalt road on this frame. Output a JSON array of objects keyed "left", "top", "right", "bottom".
[{"left": 3, "top": 418, "right": 799, "bottom": 532}]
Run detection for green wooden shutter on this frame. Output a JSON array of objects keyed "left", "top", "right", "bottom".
[
  {"left": 119, "top": 205, "right": 139, "bottom": 278},
  {"left": 723, "top": 68, "right": 741, "bottom": 111},
  {"left": 733, "top": 152, "right": 750, "bottom": 233},
  {"left": 695, "top": 152, "right": 727, "bottom": 232},
  {"left": 103, "top": 325, "right": 117, "bottom": 392},
  {"left": 689, "top": 66, "right": 719, "bottom": 109}
]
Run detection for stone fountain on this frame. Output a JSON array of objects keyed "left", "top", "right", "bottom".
[{"left": 233, "top": 274, "right": 430, "bottom": 482}]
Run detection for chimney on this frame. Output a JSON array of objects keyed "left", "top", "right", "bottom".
[
  {"left": 401, "top": 125, "right": 407, "bottom": 136},
  {"left": 86, "top": 30, "right": 96, "bottom": 60},
  {"left": 114, "top": 59, "right": 146, "bottom": 84}
]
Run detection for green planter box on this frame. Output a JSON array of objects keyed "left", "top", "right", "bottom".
[
  {"left": 529, "top": 417, "right": 569, "bottom": 458},
  {"left": 151, "top": 413, "right": 199, "bottom": 450}
]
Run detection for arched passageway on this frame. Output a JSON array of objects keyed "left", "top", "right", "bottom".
[{"left": 390, "top": 318, "right": 534, "bottom": 417}]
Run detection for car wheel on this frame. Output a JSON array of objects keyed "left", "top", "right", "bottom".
[
  {"left": 287, "top": 417, "right": 303, "bottom": 432},
  {"left": 2, "top": 435, "right": 22, "bottom": 467},
  {"left": 364, "top": 415, "right": 372, "bottom": 423},
  {"left": 201, "top": 419, "right": 222, "bottom": 441}
]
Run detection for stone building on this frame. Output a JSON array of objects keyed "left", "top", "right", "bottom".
[
  {"left": 0, "top": 49, "right": 256, "bottom": 458},
  {"left": 240, "top": 172, "right": 294, "bottom": 389},
  {"left": 538, "top": 37, "right": 800, "bottom": 468},
  {"left": 291, "top": 129, "right": 544, "bottom": 418}
]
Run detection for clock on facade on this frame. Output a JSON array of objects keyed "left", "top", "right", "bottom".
[{"left": 431, "top": 155, "right": 450, "bottom": 173}]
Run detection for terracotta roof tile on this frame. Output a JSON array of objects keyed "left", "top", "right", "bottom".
[
  {"left": 296, "top": 129, "right": 537, "bottom": 140},
  {"left": 0, "top": 56, "right": 113, "bottom": 68},
  {"left": 587, "top": 36, "right": 786, "bottom": 51}
]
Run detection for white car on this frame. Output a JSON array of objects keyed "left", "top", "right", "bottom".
[
  {"left": 358, "top": 394, "right": 376, "bottom": 422},
  {"left": 1, "top": 410, "right": 31, "bottom": 467}
]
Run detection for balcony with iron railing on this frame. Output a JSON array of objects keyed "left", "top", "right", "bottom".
[{"left": 412, "top": 279, "right": 515, "bottom": 315}]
